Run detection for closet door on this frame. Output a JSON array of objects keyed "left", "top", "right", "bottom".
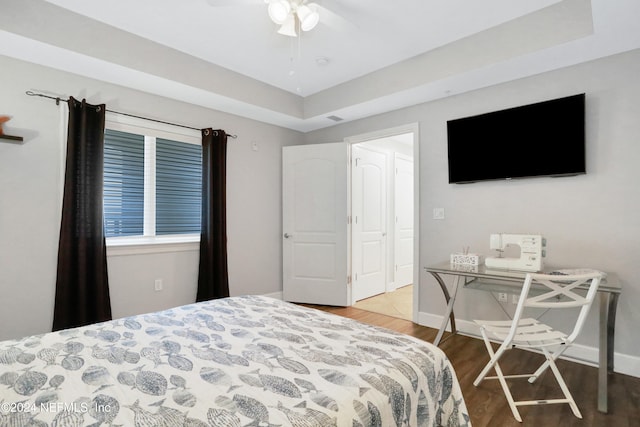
[
  {"left": 394, "top": 153, "right": 414, "bottom": 288},
  {"left": 352, "top": 145, "right": 387, "bottom": 302}
]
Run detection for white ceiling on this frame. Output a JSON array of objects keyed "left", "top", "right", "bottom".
[
  {"left": 2, "top": 0, "right": 640, "bottom": 132},
  {"left": 44, "top": 0, "right": 562, "bottom": 96}
]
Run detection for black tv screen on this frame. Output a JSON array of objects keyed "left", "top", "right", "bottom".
[{"left": 447, "top": 94, "right": 586, "bottom": 183}]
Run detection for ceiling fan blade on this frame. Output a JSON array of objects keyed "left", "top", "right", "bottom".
[
  {"left": 315, "top": 3, "right": 359, "bottom": 32},
  {"left": 315, "top": 0, "right": 362, "bottom": 22},
  {"left": 205, "top": 0, "right": 263, "bottom": 7}
]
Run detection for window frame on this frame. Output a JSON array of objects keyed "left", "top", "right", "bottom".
[{"left": 104, "top": 113, "right": 201, "bottom": 256}]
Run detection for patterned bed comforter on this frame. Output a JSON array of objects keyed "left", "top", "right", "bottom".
[{"left": 0, "top": 295, "right": 470, "bottom": 426}]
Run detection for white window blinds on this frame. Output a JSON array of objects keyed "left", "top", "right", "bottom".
[
  {"left": 156, "top": 138, "right": 202, "bottom": 235},
  {"left": 103, "top": 129, "right": 201, "bottom": 239},
  {"left": 104, "top": 129, "right": 144, "bottom": 237}
]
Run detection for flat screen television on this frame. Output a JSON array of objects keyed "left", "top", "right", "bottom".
[{"left": 447, "top": 93, "right": 586, "bottom": 184}]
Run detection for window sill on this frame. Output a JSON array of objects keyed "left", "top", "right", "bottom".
[{"left": 106, "top": 235, "right": 200, "bottom": 257}]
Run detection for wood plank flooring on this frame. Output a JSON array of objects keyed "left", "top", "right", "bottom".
[{"left": 303, "top": 304, "right": 640, "bottom": 427}]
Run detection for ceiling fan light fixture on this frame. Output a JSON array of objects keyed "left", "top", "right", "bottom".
[
  {"left": 297, "top": 4, "right": 319, "bottom": 32},
  {"left": 277, "top": 13, "right": 298, "bottom": 37},
  {"left": 266, "top": 0, "right": 320, "bottom": 36},
  {"left": 268, "top": 0, "right": 291, "bottom": 25}
]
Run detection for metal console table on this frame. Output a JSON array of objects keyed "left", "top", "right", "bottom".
[{"left": 425, "top": 261, "right": 621, "bottom": 414}]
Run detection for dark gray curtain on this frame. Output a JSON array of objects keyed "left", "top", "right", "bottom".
[
  {"left": 196, "top": 128, "right": 229, "bottom": 301},
  {"left": 53, "top": 97, "right": 112, "bottom": 331}
]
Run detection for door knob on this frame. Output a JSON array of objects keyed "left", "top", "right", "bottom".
[{"left": 284, "top": 233, "right": 292, "bottom": 239}]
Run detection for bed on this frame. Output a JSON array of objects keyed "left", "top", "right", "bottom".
[{"left": 0, "top": 295, "right": 470, "bottom": 426}]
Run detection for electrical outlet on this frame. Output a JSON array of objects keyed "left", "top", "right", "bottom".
[{"left": 498, "top": 292, "right": 508, "bottom": 302}]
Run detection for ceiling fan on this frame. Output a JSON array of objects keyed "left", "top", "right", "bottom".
[{"left": 205, "top": 0, "right": 356, "bottom": 37}]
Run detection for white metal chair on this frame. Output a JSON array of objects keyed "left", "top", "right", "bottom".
[{"left": 473, "top": 271, "right": 603, "bottom": 422}]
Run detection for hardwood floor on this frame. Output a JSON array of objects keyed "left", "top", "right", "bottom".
[{"left": 304, "top": 304, "right": 640, "bottom": 427}]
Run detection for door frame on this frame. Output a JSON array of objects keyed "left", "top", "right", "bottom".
[{"left": 345, "top": 123, "right": 420, "bottom": 322}]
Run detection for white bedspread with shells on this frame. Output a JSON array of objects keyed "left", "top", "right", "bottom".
[{"left": 0, "top": 295, "right": 470, "bottom": 426}]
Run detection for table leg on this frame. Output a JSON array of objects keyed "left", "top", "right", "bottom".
[
  {"left": 430, "top": 273, "right": 461, "bottom": 346},
  {"left": 598, "top": 291, "right": 619, "bottom": 413}
]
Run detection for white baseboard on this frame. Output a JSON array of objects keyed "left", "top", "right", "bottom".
[
  {"left": 418, "top": 311, "right": 640, "bottom": 379},
  {"left": 262, "top": 291, "right": 283, "bottom": 300}
]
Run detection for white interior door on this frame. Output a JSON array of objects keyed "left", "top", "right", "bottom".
[
  {"left": 282, "top": 143, "right": 350, "bottom": 306},
  {"left": 352, "top": 146, "right": 387, "bottom": 302},
  {"left": 394, "top": 153, "right": 414, "bottom": 288}
]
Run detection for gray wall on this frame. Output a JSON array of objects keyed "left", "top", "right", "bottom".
[
  {"left": 0, "top": 55, "right": 301, "bottom": 341},
  {"left": 305, "top": 49, "right": 640, "bottom": 375}
]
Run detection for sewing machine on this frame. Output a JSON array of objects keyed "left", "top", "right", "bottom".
[{"left": 485, "top": 233, "right": 546, "bottom": 272}]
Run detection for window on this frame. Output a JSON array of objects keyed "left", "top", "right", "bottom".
[
  {"left": 104, "top": 129, "right": 144, "bottom": 237},
  {"left": 103, "top": 128, "right": 202, "bottom": 241},
  {"left": 155, "top": 138, "right": 202, "bottom": 235}
]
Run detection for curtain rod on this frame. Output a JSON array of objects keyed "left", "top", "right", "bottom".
[{"left": 25, "top": 91, "right": 237, "bottom": 139}]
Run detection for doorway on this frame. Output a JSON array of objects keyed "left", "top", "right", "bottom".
[
  {"left": 281, "top": 124, "right": 419, "bottom": 321},
  {"left": 347, "top": 125, "right": 417, "bottom": 321}
]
